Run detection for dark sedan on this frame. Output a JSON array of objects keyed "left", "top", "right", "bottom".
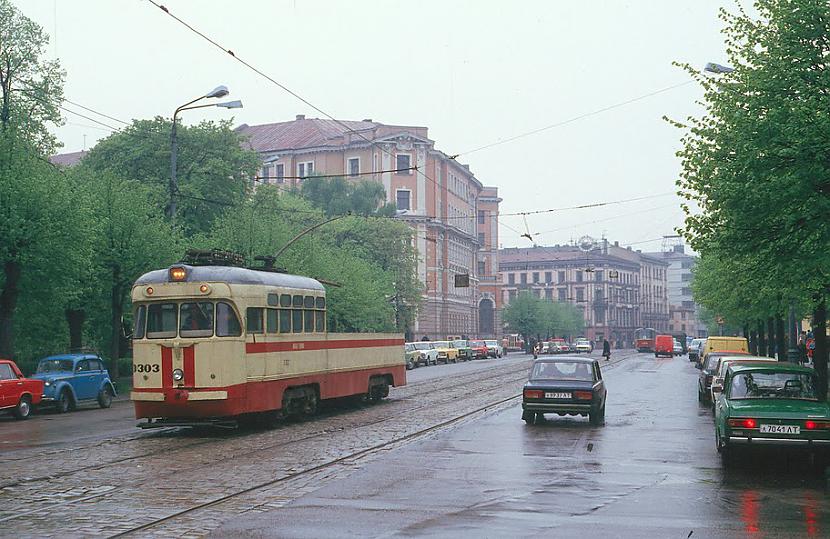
[{"left": 522, "top": 358, "right": 606, "bottom": 425}]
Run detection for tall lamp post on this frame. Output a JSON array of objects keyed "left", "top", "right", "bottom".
[{"left": 168, "top": 85, "right": 243, "bottom": 219}]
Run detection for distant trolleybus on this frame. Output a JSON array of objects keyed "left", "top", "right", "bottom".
[
  {"left": 130, "top": 256, "right": 405, "bottom": 428},
  {"left": 635, "top": 327, "right": 657, "bottom": 353}
]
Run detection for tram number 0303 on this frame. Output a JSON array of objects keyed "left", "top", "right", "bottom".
[{"left": 133, "top": 364, "right": 160, "bottom": 373}]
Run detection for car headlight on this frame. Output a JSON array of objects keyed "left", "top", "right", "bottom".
[
  {"left": 44, "top": 381, "right": 51, "bottom": 387},
  {"left": 172, "top": 369, "right": 184, "bottom": 381}
]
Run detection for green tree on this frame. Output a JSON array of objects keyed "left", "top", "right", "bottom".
[
  {"left": 301, "top": 176, "right": 397, "bottom": 217},
  {"left": 502, "top": 292, "right": 544, "bottom": 348},
  {"left": 74, "top": 166, "right": 182, "bottom": 376},
  {"left": 83, "top": 117, "right": 261, "bottom": 236},
  {"left": 0, "top": 0, "right": 67, "bottom": 357},
  {"left": 673, "top": 0, "right": 830, "bottom": 393}
]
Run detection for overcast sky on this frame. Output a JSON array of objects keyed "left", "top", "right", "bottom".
[{"left": 14, "top": 0, "right": 735, "bottom": 251}]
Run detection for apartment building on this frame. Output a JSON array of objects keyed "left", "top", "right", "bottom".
[
  {"left": 237, "top": 116, "right": 501, "bottom": 340},
  {"left": 499, "top": 240, "right": 669, "bottom": 345}
]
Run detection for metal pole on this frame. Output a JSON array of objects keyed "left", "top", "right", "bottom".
[
  {"left": 787, "top": 302, "right": 801, "bottom": 363},
  {"left": 168, "top": 114, "right": 178, "bottom": 219}
]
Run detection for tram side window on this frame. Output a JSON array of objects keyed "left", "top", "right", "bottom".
[
  {"left": 279, "top": 309, "right": 292, "bottom": 333},
  {"left": 280, "top": 294, "right": 291, "bottom": 308},
  {"left": 304, "top": 309, "right": 315, "bottom": 332},
  {"left": 134, "top": 305, "right": 146, "bottom": 339},
  {"left": 180, "top": 302, "right": 214, "bottom": 338},
  {"left": 147, "top": 303, "right": 177, "bottom": 339},
  {"left": 216, "top": 302, "right": 242, "bottom": 337},
  {"left": 267, "top": 308, "right": 278, "bottom": 333},
  {"left": 292, "top": 309, "right": 303, "bottom": 333},
  {"left": 246, "top": 307, "right": 264, "bottom": 334},
  {"left": 315, "top": 310, "right": 325, "bottom": 332}
]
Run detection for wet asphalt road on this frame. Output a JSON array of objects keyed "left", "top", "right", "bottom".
[{"left": 216, "top": 351, "right": 830, "bottom": 538}]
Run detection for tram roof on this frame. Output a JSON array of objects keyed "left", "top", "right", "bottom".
[{"left": 134, "top": 265, "right": 325, "bottom": 291}]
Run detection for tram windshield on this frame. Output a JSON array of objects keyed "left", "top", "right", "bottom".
[{"left": 138, "top": 301, "right": 241, "bottom": 339}]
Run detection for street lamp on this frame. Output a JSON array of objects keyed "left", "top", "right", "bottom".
[
  {"left": 704, "top": 62, "right": 734, "bottom": 74},
  {"left": 168, "top": 86, "right": 243, "bottom": 219}
]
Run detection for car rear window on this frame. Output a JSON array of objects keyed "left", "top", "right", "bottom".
[{"left": 531, "top": 361, "right": 593, "bottom": 381}]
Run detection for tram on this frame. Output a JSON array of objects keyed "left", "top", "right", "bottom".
[
  {"left": 634, "top": 327, "right": 657, "bottom": 353},
  {"left": 129, "top": 254, "right": 405, "bottom": 428}
]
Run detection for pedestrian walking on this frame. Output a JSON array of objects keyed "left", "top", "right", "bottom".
[{"left": 602, "top": 338, "right": 611, "bottom": 361}]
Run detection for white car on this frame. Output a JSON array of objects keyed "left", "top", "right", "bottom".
[
  {"left": 410, "top": 342, "right": 439, "bottom": 366},
  {"left": 484, "top": 340, "right": 503, "bottom": 358},
  {"left": 673, "top": 339, "right": 683, "bottom": 356},
  {"left": 575, "top": 339, "right": 593, "bottom": 353}
]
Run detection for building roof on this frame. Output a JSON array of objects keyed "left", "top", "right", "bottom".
[
  {"left": 235, "top": 116, "right": 430, "bottom": 153},
  {"left": 49, "top": 150, "right": 88, "bottom": 167},
  {"left": 499, "top": 243, "right": 669, "bottom": 269},
  {"left": 134, "top": 265, "right": 325, "bottom": 291}
]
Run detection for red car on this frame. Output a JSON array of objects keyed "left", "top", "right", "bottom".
[
  {"left": 468, "top": 340, "right": 489, "bottom": 360},
  {"left": 0, "top": 359, "right": 43, "bottom": 419},
  {"left": 654, "top": 335, "right": 674, "bottom": 358}
]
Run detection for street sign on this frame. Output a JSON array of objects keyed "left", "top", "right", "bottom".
[{"left": 454, "top": 273, "right": 469, "bottom": 288}]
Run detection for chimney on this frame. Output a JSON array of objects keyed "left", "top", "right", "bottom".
[
  {"left": 362, "top": 118, "right": 373, "bottom": 122},
  {"left": 296, "top": 114, "right": 306, "bottom": 121}
]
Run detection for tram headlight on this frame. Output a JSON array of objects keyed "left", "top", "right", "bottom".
[{"left": 172, "top": 369, "right": 184, "bottom": 381}]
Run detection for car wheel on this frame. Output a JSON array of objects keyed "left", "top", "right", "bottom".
[
  {"left": 522, "top": 410, "right": 534, "bottom": 424},
  {"left": 57, "top": 389, "right": 72, "bottom": 413},
  {"left": 98, "top": 386, "right": 114, "bottom": 409},
  {"left": 13, "top": 395, "right": 32, "bottom": 420},
  {"left": 589, "top": 407, "right": 603, "bottom": 426}
]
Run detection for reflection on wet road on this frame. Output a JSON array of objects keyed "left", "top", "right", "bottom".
[{"left": 217, "top": 352, "right": 830, "bottom": 538}]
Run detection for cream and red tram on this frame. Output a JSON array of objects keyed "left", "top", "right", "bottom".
[{"left": 130, "top": 264, "right": 405, "bottom": 427}]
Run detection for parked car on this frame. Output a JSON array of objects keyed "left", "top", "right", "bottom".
[
  {"left": 522, "top": 357, "right": 606, "bottom": 426},
  {"left": 484, "top": 340, "right": 503, "bottom": 358},
  {"left": 697, "top": 352, "right": 754, "bottom": 405},
  {"left": 410, "top": 342, "right": 438, "bottom": 366},
  {"left": 575, "top": 339, "right": 593, "bottom": 353},
  {"left": 433, "top": 341, "right": 459, "bottom": 364},
  {"left": 714, "top": 363, "right": 830, "bottom": 464},
  {"left": 707, "top": 354, "right": 772, "bottom": 408},
  {"left": 404, "top": 343, "right": 420, "bottom": 370},
  {"left": 541, "top": 342, "right": 554, "bottom": 354},
  {"left": 468, "top": 340, "right": 489, "bottom": 359},
  {"left": 654, "top": 334, "right": 674, "bottom": 358},
  {"left": 701, "top": 336, "right": 749, "bottom": 366},
  {"left": 673, "top": 339, "right": 683, "bottom": 356},
  {"left": 31, "top": 354, "right": 117, "bottom": 412},
  {"left": 452, "top": 340, "right": 472, "bottom": 361},
  {"left": 0, "top": 359, "right": 43, "bottom": 419},
  {"left": 550, "top": 338, "right": 567, "bottom": 354},
  {"left": 688, "top": 338, "right": 706, "bottom": 363}
]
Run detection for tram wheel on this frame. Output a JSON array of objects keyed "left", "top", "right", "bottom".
[{"left": 303, "top": 392, "right": 318, "bottom": 416}]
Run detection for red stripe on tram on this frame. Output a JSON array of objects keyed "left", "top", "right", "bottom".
[
  {"left": 246, "top": 338, "right": 404, "bottom": 354},
  {"left": 160, "top": 347, "right": 173, "bottom": 389},
  {"left": 183, "top": 345, "right": 195, "bottom": 387}
]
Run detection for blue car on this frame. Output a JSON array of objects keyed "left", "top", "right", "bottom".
[{"left": 31, "top": 354, "right": 117, "bottom": 413}]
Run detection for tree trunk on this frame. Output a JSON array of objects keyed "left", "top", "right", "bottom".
[
  {"left": 749, "top": 328, "right": 758, "bottom": 355},
  {"left": 775, "top": 316, "right": 786, "bottom": 362},
  {"left": 757, "top": 320, "right": 766, "bottom": 358},
  {"left": 65, "top": 309, "right": 86, "bottom": 352},
  {"left": 766, "top": 317, "right": 775, "bottom": 358},
  {"left": 813, "top": 301, "right": 827, "bottom": 401},
  {"left": 110, "top": 275, "right": 124, "bottom": 379},
  {"left": 0, "top": 260, "right": 21, "bottom": 358}
]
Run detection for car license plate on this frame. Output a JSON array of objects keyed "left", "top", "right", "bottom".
[
  {"left": 545, "top": 392, "right": 571, "bottom": 399},
  {"left": 759, "top": 424, "right": 800, "bottom": 434}
]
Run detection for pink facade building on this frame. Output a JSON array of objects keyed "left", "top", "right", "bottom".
[{"left": 237, "top": 116, "right": 501, "bottom": 340}]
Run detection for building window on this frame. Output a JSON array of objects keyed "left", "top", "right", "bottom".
[
  {"left": 682, "top": 273, "right": 692, "bottom": 282},
  {"left": 576, "top": 288, "right": 584, "bottom": 302},
  {"left": 275, "top": 164, "right": 284, "bottom": 183},
  {"left": 558, "top": 271, "right": 565, "bottom": 283},
  {"left": 478, "top": 261, "right": 486, "bottom": 275},
  {"left": 508, "top": 273, "right": 515, "bottom": 285},
  {"left": 545, "top": 289, "right": 553, "bottom": 300},
  {"left": 558, "top": 288, "right": 566, "bottom": 301},
  {"left": 261, "top": 164, "right": 271, "bottom": 180},
  {"left": 348, "top": 157, "right": 360, "bottom": 177},
  {"left": 298, "top": 161, "right": 314, "bottom": 178},
  {"left": 396, "top": 190, "right": 411, "bottom": 210},
  {"left": 595, "top": 270, "right": 603, "bottom": 282},
  {"left": 478, "top": 232, "right": 485, "bottom": 245},
  {"left": 477, "top": 210, "right": 485, "bottom": 224},
  {"left": 576, "top": 271, "right": 583, "bottom": 283},
  {"left": 396, "top": 154, "right": 411, "bottom": 173},
  {"left": 520, "top": 273, "right": 527, "bottom": 285},
  {"left": 532, "top": 272, "right": 539, "bottom": 283}
]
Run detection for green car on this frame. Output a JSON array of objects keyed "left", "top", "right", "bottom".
[
  {"left": 714, "top": 363, "right": 830, "bottom": 463},
  {"left": 452, "top": 340, "right": 472, "bottom": 361}
]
